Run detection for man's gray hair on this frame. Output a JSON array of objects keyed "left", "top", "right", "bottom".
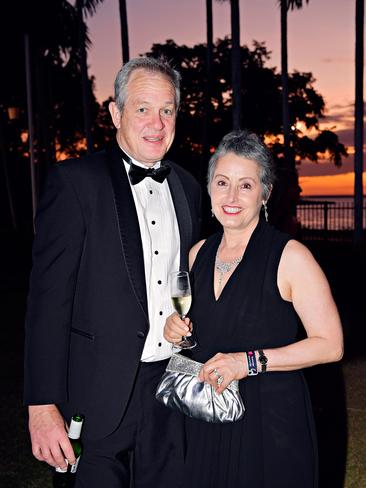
[
  {"left": 113, "top": 57, "right": 181, "bottom": 112},
  {"left": 207, "top": 130, "right": 276, "bottom": 200}
]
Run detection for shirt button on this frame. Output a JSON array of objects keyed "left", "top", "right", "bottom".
[
  {"left": 137, "top": 331, "right": 145, "bottom": 339},
  {"left": 151, "top": 220, "right": 156, "bottom": 225},
  {"left": 158, "top": 342, "right": 162, "bottom": 347},
  {"left": 159, "top": 311, "right": 163, "bottom": 316},
  {"left": 154, "top": 250, "right": 159, "bottom": 255},
  {"left": 149, "top": 190, "right": 153, "bottom": 194},
  {"left": 157, "top": 280, "right": 162, "bottom": 285}
]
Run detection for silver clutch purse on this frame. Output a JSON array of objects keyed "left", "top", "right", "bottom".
[{"left": 155, "top": 353, "right": 245, "bottom": 423}]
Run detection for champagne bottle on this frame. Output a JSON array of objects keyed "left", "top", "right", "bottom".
[{"left": 53, "top": 414, "right": 84, "bottom": 488}]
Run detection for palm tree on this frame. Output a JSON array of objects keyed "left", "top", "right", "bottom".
[
  {"left": 354, "top": 0, "right": 364, "bottom": 243},
  {"left": 2, "top": 0, "right": 92, "bottom": 224},
  {"left": 119, "top": 0, "right": 130, "bottom": 63},
  {"left": 75, "top": 0, "right": 104, "bottom": 153},
  {"left": 230, "top": 0, "right": 241, "bottom": 129},
  {"left": 272, "top": 0, "right": 309, "bottom": 235},
  {"left": 217, "top": 0, "right": 242, "bottom": 129},
  {"left": 1, "top": 0, "right": 107, "bottom": 228},
  {"left": 279, "top": 0, "right": 309, "bottom": 168},
  {"left": 200, "top": 0, "right": 213, "bottom": 184}
]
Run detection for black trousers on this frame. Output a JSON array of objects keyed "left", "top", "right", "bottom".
[{"left": 74, "top": 360, "right": 184, "bottom": 488}]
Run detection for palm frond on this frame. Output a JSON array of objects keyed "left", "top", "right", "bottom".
[
  {"left": 78, "top": 0, "right": 104, "bottom": 17},
  {"left": 277, "top": 0, "right": 309, "bottom": 11}
]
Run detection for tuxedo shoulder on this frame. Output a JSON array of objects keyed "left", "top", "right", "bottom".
[
  {"left": 46, "top": 151, "right": 112, "bottom": 204},
  {"left": 54, "top": 150, "right": 108, "bottom": 178},
  {"left": 42, "top": 151, "right": 113, "bottom": 218}
]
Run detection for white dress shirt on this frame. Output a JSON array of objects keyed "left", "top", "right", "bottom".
[{"left": 122, "top": 153, "right": 180, "bottom": 361}]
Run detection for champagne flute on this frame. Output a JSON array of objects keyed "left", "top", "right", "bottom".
[{"left": 170, "top": 271, "right": 197, "bottom": 349}]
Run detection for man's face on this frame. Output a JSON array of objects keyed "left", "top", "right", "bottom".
[{"left": 109, "top": 69, "right": 177, "bottom": 167}]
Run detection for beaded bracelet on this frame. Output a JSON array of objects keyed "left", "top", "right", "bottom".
[{"left": 246, "top": 350, "right": 258, "bottom": 376}]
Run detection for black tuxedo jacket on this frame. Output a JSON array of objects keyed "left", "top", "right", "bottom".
[{"left": 24, "top": 144, "right": 201, "bottom": 439}]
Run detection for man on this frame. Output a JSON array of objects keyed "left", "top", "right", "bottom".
[{"left": 24, "top": 57, "right": 201, "bottom": 487}]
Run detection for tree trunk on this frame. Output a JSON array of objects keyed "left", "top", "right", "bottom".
[
  {"left": 230, "top": 0, "right": 241, "bottom": 130},
  {"left": 354, "top": 0, "right": 364, "bottom": 243},
  {"left": 280, "top": 0, "right": 292, "bottom": 168},
  {"left": 76, "top": 0, "right": 93, "bottom": 153},
  {"left": 200, "top": 0, "right": 213, "bottom": 183},
  {"left": 34, "top": 51, "right": 55, "bottom": 193},
  {"left": 0, "top": 117, "right": 17, "bottom": 231},
  {"left": 119, "top": 0, "right": 130, "bottom": 64},
  {"left": 270, "top": 1, "right": 301, "bottom": 237},
  {"left": 24, "top": 32, "right": 38, "bottom": 229}
]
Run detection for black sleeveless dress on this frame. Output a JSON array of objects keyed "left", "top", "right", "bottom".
[{"left": 184, "top": 220, "right": 318, "bottom": 488}]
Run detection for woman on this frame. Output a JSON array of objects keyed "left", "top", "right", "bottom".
[{"left": 164, "top": 130, "right": 343, "bottom": 488}]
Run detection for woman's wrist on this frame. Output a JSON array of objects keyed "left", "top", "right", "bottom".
[
  {"left": 257, "top": 349, "right": 268, "bottom": 373},
  {"left": 244, "top": 349, "right": 268, "bottom": 375},
  {"left": 245, "top": 350, "right": 258, "bottom": 376}
]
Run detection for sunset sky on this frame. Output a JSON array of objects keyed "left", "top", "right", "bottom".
[{"left": 85, "top": 0, "right": 365, "bottom": 196}]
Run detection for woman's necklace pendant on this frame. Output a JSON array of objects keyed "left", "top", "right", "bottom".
[
  {"left": 214, "top": 235, "right": 243, "bottom": 292},
  {"left": 215, "top": 259, "right": 241, "bottom": 274},
  {"left": 215, "top": 261, "right": 232, "bottom": 274}
]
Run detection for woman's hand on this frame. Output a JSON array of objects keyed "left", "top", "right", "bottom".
[
  {"left": 163, "top": 312, "right": 192, "bottom": 345},
  {"left": 199, "top": 352, "right": 248, "bottom": 394}
]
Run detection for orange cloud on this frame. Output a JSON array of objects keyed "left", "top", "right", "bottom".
[{"left": 299, "top": 172, "right": 366, "bottom": 196}]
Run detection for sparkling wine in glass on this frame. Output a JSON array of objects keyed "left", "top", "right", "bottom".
[{"left": 170, "top": 271, "right": 196, "bottom": 349}]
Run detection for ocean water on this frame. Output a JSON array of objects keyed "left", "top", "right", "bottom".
[{"left": 297, "top": 196, "right": 366, "bottom": 230}]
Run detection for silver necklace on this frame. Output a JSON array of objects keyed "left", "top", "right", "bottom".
[{"left": 215, "top": 235, "right": 243, "bottom": 292}]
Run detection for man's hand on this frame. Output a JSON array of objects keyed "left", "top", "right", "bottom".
[{"left": 28, "top": 404, "right": 76, "bottom": 470}]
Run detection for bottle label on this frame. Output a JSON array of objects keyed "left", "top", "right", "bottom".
[
  {"left": 70, "top": 456, "right": 80, "bottom": 474},
  {"left": 68, "top": 419, "right": 83, "bottom": 439}
]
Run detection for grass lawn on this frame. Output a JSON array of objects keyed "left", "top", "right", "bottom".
[
  {"left": 0, "top": 354, "right": 52, "bottom": 487},
  {"left": 343, "top": 358, "right": 366, "bottom": 488},
  {"left": 1, "top": 354, "right": 365, "bottom": 487}
]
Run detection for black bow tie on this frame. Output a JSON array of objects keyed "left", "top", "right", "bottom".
[
  {"left": 120, "top": 149, "right": 171, "bottom": 185},
  {"left": 129, "top": 162, "right": 171, "bottom": 185}
]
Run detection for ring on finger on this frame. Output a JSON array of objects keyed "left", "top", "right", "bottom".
[
  {"left": 217, "top": 375, "right": 224, "bottom": 386},
  {"left": 213, "top": 368, "right": 220, "bottom": 378}
]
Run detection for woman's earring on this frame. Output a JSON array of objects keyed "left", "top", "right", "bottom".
[
  {"left": 262, "top": 201, "right": 269, "bottom": 222},
  {"left": 211, "top": 209, "right": 215, "bottom": 218}
]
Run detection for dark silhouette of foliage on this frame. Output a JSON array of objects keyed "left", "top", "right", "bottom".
[
  {"left": 0, "top": 0, "right": 104, "bottom": 230},
  {"left": 144, "top": 38, "right": 347, "bottom": 235},
  {"left": 144, "top": 38, "right": 347, "bottom": 170},
  {"left": 0, "top": 0, "right": 104, "bottom": 161},
  {"left": 0, "top": 1, "right": 348, "bottom": 234}
]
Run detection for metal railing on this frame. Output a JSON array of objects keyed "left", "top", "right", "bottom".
[{"left": 296, "top": 199, "right": 366, "bottom": 242}]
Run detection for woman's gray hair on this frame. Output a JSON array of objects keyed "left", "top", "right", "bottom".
[
  {"left": 207, "top": 130, "right": 276, "bottom": 200},
  {"left": 113, "top": 57, "right": 181, "bottom": 112}
]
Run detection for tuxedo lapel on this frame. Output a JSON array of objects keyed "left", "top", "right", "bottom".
[
  {"left": 166, "top": 163, "right": 192, "bottom": 271},
  {"left": 107, "top": 145, "right": 148, "bottom": 321}
]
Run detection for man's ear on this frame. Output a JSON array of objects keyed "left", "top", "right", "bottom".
[{"left": 109, "top": 101, "right": 121, "bottom": 129}]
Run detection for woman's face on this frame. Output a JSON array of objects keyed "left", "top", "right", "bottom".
[{"left": 210, "top": 152, "right": 264, "bottom": 232}]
